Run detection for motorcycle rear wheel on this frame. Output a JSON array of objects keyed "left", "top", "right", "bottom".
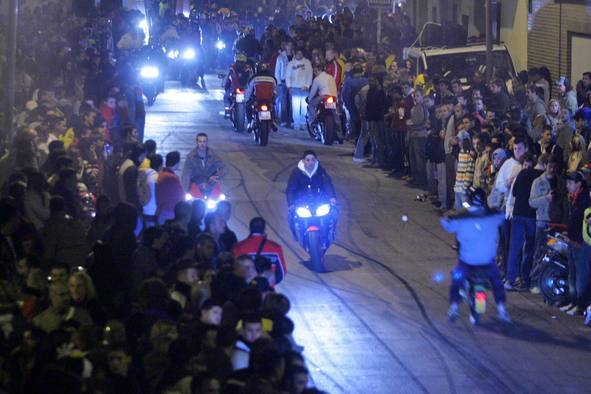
[
  {"left": 234, "top": 104, "right": 245, "bottom": 132},
  {"left": 323, "top": 114, "right": 335, "bottom": 145},
  {"left": 259, "top": 121, "right": 270, "bottom": 146},
  {"left": 540, "top": 262, "right": 569, "bottom": 306}
]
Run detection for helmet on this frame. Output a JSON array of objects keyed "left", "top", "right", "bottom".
[
  {"left": 234, "top": 53, "right": 247, "bottom": 63},
  {"left": 255, "top": 62, "right": 269, "bottom": 74},
  {"left": 465, "top": 187, "right": 488, "bottom": 209}
]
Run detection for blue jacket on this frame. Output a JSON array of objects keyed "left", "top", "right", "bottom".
[
  {"left": 341, "top": 74, "right": 368, "bottom": 120},
  {"left": 440, "top": 210, "right": 505, "bottom": 265}
]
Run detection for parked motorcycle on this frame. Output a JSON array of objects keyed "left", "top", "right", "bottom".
[
  {"left": 251, "top": 101, "right": 273, "bottom": 146},
  {"left": 291, "top": 198, "right": 337, "bottom": 272},
  {"left": 306, "top": 95, "right": 338, "bottom": 145},
  {"left": 534, "top": 228, "right": 570, "bottom": 306}
]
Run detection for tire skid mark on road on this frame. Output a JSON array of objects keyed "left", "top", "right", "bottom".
[{"left": 228, "top": 161, "right": 431, "bottom": 394}]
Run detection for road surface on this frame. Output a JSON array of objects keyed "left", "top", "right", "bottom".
[{"left": 144, "top": 78, "right": 591, "bottom": 394}]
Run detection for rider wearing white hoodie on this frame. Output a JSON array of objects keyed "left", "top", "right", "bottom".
[{"left": 286, "top": 150, "right": 336, "bottom": 208}]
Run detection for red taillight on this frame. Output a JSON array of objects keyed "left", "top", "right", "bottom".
[
  {"left": 236, "top": 88, "right": 243, "bottom": 93},
  {"left": 326, "top": 96, "right": 334, "bottom": 104},
  {"left": 475, "top": 292, "right": 487, "bottom": 301},
  {"left": 260, "top": 104, "right": 268, "bottom": 111}
]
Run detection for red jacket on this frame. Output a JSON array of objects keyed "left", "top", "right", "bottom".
[
  {"left": 232, "top": 234, "right": 287, "bottom": 283},
  {"left": 156, "top": 168, "right": 185, "bottom": 214},
  {"left": 325, "top": 59, "right": 343, "bottom": 90}
]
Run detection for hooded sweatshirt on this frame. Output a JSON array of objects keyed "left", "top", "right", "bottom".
[
  {"left": 285, "top": 159, "right": 336, "bottom": 206},
  {"left": 285, "top": 57, "right": 313, "bottom": 89}
]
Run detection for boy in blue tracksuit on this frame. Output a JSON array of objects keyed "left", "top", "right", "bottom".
[{"left": 440, "top": 187, "right": 511, "bottom": 323}]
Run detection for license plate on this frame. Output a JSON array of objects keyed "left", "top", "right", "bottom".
[
  {"left": 235, "top": 94, "right": 244, "bottom": 103},
  {"left": 324, "top": 102, "right": 336, "bottom": 109},
  {"left": 258, "top": 111, "right": 271, "bottom": 120}
]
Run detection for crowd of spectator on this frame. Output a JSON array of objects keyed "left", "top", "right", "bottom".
[{"left": 0, "top": 1, "right": 320, "bottom": 393}]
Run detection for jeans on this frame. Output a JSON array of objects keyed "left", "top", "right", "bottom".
[
  {"left": 290, "top": 87, "right": 308, "bottom": 127},
  {"left": 530, "top": 221, "right": 550, "bottom": 283},
  {"left": 445, "top": 154, "right": 457, "bottom": 210},
  {"left": 507, "top": 216, "right": 537, "bottom": 285},
  {"left": 426, "top": 161, "right": 447, "bottom": 207},
  {"left": 368, "top": 120, "right": 386, "bottom": 166},
  {"left": 408, "top": 136, "right": 427, "bottom": 188},
  {"left": 276, "top": 84, "right": 292, "bottom": 124},
  {"left": 306, "top": 95, "right": 323, "bottom": 124},
  {"left": 450, "top": 260, "right": 506, "bottom": 305},
  {"left": 454, "top": 191, "right": 467, "bottom": 211},
  {"left": 567, "top": 242, "right": 591, "bottom": 309},
  {"left": 498, "top": 218, "right": 511, "bottom": 277},
  {"left": 390, "top": 131, "right": 407, "bottom": 172},
  {"left": 353, "top": 121, "right": 370, "bottom": 160}
]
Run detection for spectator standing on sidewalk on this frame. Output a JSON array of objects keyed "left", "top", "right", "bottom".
[
  {"left": 285, "top": 48, "right": 313, "bottom": 130},
  {"left": 406, "top": 87, "right": 429, "bottom": 188}
]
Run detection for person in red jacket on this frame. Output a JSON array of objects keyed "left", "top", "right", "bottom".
[
  {"left": 325, "top": 49, "right": 343, "bottom": 90},
  {"left": 232, "top": 217, "right": 287, "bottom": 284},
  {"left": 156, "top": 151, "right": 185, "bottom": 225}
]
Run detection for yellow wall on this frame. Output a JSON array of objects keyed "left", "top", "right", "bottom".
[{"left": 500, "top": 0, "right": 528, "bottom": 72}]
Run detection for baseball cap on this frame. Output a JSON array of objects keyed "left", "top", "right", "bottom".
[
  {"left": 556, "top": 76, "right": 570, "bottom": 86},
  {"left": 564, "top": 171, "right": 585, "bottom": 183}
]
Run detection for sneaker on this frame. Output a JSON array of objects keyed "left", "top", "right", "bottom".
[
  {"left": 497, "top": 304, "right": 512, "bottom": 323},
  {"left": 567, "top": 306, "right": 582, "bottom": 316},
  {"left": 352, "top": 157, "right": 366, "bottom": 163},
  {"left": 529, "top": 286, "right": 541, "bottom": 294},
  {"left": 559, "top": 303, "right": 574, "bottom": 312},
  {"left": 504, "top": 282, "right": 517, "bottom": 291},
  {"left": 448, "top": 303, "right": 460, "bottom": 322},
  {"left": 584, "top": 307, "right": 591, "bottom": 326}
]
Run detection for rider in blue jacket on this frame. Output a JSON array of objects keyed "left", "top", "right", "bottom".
[{"left": 440, "top": 187, "right": 511, "bottom": 323}]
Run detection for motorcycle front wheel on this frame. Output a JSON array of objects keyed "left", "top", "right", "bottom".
[
  {"left": 540, "top": 262, "right": 569, "bottom": 306},
  {"left": 307, "top": 230, "right": 326, "bottom": 273}
]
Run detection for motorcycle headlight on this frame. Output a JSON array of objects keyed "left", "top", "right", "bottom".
[
  {"left": 296, "top": 207, "right": 312, "bottom": 218},
  {"left": 185, "top": 193, "right": 193, "bottom": 201},
  {"left": 140, "top": 66, "right": 159, "bottom": 79},
  {"left": 216, "top": 40, "right": 226, "bottom": 50},
  {"left": 315, "top": 204, "right": 331, "bottom": 217},
  {"left": 219, "top": 194, "right": 227, "bottom": 201},
  {"left": 167, "top": 49, "right": 179, "bottom": 59},
  {"left": 182, "top": 48, "right": 196, "bottom": 60},
  {"left": 206, "top": 199, "right": 218, "bottom": 210}
]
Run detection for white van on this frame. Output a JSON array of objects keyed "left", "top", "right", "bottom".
[{"left": 404, "top": 44, "right": 517, "bottom": 89}]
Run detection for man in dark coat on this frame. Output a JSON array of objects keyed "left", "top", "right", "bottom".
[{"left": 286, "top": 150, "right": 336, "bottom": 208}]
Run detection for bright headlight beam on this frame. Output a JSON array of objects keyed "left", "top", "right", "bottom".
[
  {"left": 216, "top": 40, "right": 226, "bottom": 50},
  {"left": 315, "top": 204, "right": 331, "bottom": 217},
  {"left": 296, "top": 207, "right": 312, "bottom": 218},
  {"left": 182, "top": 48, "right": 196, "bottom": 59},
  {"left": 140, "top": 66, "right": 159, "bottom": 78}
]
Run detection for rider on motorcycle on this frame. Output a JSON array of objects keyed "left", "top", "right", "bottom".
[
  {"left": 181, "top": 132, "right": 227, "bottom": 196},
  {"left": 224, "top": 53, "right": 252, "bottom": 109},
  {"left": 440, "top": 187, "right": 511, "bottom": 323},
  {"left": 244, "top": 62, "right": 277, "bottom": 131},
  {"left": 306, "top": 62, "right": 338, "bottom": 125},
  {"left": 286, "top": 150, "right": 337, "bottom": 237},
  {"left": 232, "top": 26, "right": 262, "bottom": 64}
]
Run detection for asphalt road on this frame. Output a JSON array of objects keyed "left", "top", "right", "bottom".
[{"left": 144, "top": 77, "right": 591, "bottom": 394}]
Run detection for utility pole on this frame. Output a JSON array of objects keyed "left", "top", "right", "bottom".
[
  {"left": 485, "top": 0, "right": 494, "bottom": 81},
  {"left": 3, "top": 0, "right": 19, "bottom": 141}
]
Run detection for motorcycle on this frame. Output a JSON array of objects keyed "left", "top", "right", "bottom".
[
  {"left": 166, "top": 43, "right": 205, "bottom": 88},
  {"left": 139, "top": 64, "right": 162, "bottom": 106},
  {"left": 231, "top": 87, "right": 247, "bottom": 132},
  {"left": 459, "top": 266, "right": 491, "bottom": 325},
  {"left": 251, "top": 101, "right": 273, "bottom": 146},
  {"left": 186, "top": 178, "right": 226, "bottom": 211},
  {"left": 292, "top": 198, "right": 337, "bottom": 272},
  {"left": 306, "top": 95, "right": 338, "bottom": 145},
  {"left": 534, "top": 228, "right": 570, "bottom": 306}
]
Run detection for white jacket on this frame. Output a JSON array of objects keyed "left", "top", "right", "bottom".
[
  {"left": 139, "top": 168, "right": 159, "bottom": 216},
  {"left": 308, "top": 72, "right": 337, "bottom": 100},
  {"left": 274, "top": 50, "right": 290, "bottom": 83},
  {"left": 285, "top": 57, "right": 313, "bottom": 89}
]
